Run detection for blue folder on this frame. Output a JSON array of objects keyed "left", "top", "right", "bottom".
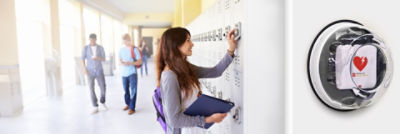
[{"left": 183, "top": 94, "right": 235, "bottom": 129}]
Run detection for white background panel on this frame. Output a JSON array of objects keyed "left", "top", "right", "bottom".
[{"left": 288, "top": 0, "right": 400, "bottom": 134}]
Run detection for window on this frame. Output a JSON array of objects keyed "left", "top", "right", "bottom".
[
  {"left": 15, "top": 0, "right": 50, "bottom": 106},
  {"left": 82, "top": 6, "right": 101, "bottom": 45},
  {"left": 59, "top": 0, "right": 82, "bottom": 88}
]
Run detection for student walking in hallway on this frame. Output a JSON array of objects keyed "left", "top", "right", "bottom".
[
  {"left": 139, "top": 39, "right": 150, "bottom": 77},
  {"left": 81, "top": 33, "right": 108, "bottom": 114},
  {"left": 120, "top": 34, "right": 142, "bottom": 115}
]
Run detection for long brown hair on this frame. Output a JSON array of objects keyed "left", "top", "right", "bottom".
[{"left": 156, "top": 27, "right": 200, "bottom": 99}]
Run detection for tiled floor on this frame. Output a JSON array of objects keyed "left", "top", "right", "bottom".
[{"left": 0, "top": 60, "right": 164, "bottom": 134}]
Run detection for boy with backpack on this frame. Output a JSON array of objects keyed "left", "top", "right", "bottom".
[{"left": 119, "top": 34, "right": 142, "bottom": 115}]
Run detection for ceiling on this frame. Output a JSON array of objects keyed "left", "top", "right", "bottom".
[{"left": 104, "top": 0, "right": 174, "bottom": 13}]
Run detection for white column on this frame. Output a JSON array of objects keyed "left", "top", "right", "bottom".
[
  {"left": 0, "top": 0, "right": 23, "bottom": 116},
  {"left": 76, "top": 3, "right": 86, "bottom": 85},
  {"left": 45, "top": 0, "right": 63, "bottom": 97}
]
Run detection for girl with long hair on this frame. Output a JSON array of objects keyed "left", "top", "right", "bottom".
[{"left": 156, "top": 27, "right": 237, "bottom": 134}]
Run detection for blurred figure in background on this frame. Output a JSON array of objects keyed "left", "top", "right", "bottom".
[{"left": 139, "top": 39, "right": 149, "bottom": 77}]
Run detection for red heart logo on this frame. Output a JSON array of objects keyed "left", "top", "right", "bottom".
[{"left": 353, "top": 56, "right": 368, "bottom": 71}]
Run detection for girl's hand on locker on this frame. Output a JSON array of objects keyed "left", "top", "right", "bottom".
[
  {"left": 205, "top": 113, "right": 227, "bottom": 123},
  {"left": 227, "top": 29, "right": 238, "bottom": 52}
]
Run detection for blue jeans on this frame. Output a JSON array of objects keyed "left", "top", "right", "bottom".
[
  {"left": 140, "top": 55, "right": 148, "bottom": 76},
  {"left": 122, "top": 73, "right": 138, "bottom": 110}
]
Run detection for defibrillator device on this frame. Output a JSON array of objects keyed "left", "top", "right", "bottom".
[{"left": 308, "top": 20, "right": 393, "bottom": 111}]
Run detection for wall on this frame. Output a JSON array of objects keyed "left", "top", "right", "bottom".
[
  {"left": 201, "top": 0, "right": 217, "bottom": 13},
  {"left": 287, "top": 0, "right": 400, "bottom": 133},
  {"left": 124, "top": 13, "right": 173, "bottom": 27},
  {"left": 173, "top": 0, "right": 202, "bottom": 27},
  {"left": 243, "top": 0, "right": 285, "bottom": 133},
  {"left": 142, "top": 28, "right": 167, "bottom": 55},
  {"left": 182, "top": 0, "right": 201, "bottom": 26},
  {"left": 78, "top": 0, "right": 124, "bottom": 21},
  {"left": 173, "top": 0, "right": 182, "bottom": 27}
]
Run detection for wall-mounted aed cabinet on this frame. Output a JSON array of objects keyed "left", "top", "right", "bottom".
[{"left": 308, "top": 20, "right": 393, "bottom": 111}]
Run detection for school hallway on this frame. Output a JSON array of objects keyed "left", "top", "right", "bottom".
[{"left": 0, "top": 59, "right": 163, "bottom": 134}]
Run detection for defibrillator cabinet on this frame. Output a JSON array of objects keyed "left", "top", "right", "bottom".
[{"left": 307, "top": 20, "right": 393, "bottom": 111}]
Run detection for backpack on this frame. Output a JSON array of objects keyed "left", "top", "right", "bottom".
[
  {"left": 152, "top": 86, "right": 167, "bottom": 132},
  {"left": 130, "top": 46, "right": 143, "bottom": 68}
]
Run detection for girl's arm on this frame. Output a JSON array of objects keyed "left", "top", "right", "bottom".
[
  {"left": 193, "top": 29, "right": 238, "bottom": 78},
  {"left": 192, "top": 52, "right": 234, "bottom": 78}
]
